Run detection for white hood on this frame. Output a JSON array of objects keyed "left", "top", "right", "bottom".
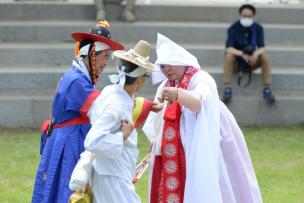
[{"left": 152, "top": 33, "right": 201, "bottom": 84}]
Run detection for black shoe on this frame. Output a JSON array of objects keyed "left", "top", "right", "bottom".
[
  {"left": 263, "top": 87, "right": 275, "bottom": 104},
  {"left": 222, "top": 87, "right": 232, "bottom": 103}
]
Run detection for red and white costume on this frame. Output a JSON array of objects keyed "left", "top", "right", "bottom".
[{"left": 143, "top": 34, "right": 263, "bottom": 203}]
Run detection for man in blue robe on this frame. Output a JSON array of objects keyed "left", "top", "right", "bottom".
[{"left": 32, "top": 21, "right": 124, "bottom": 203}]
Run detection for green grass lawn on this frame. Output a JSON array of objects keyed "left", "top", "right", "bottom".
[{"left": 0, "top": 127, "right": 303, "bottom": 203}]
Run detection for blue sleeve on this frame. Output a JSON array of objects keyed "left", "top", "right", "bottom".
[
  {"left": 226, "top": 27, "right": 235, "bottom": 48},
  {"left": 63, "top": 78, "right": 93, "bottom": 112},
  {"left": 257, "top": 25, "right": 265, "bottom": 48}
]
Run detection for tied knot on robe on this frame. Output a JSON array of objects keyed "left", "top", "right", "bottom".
[{"left": 108, "top": 65, "right": 147, "bottom": 89}]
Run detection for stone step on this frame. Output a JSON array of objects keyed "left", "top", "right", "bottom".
[
  {"left": 0, "top": 93, "right": 303, "bottom": 128},
  {"left": 0, "top": 95, "right": 51, "bottom": 128},
  {"left": 222, "top": 95, "right": 304, "bottom": 126},
  {"left": 1, "top": 21, "right": 303, "bottom": 46},
  {"left": 0, "top": 2, "right": 304, "bottom": 24},
  {"left": 1, "top": 66, "right": 303, "bottom": 95},
  {"left": 1, "top": 43, "right": 303, "bottom": 67}
]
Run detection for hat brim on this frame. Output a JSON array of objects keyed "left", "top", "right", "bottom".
[
  {"left": 71, "top": 32, "right": 124, "bottom": 50},
  {"left": 113, "top": 50, "right": 158, "bottom": 72}
]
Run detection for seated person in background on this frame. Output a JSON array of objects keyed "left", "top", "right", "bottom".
[
  {"left": 95, "top": 0, "right": 136, "bottom": 22},
  {"left": 222, "top": 4, "right": 275, "bottom": 104}
]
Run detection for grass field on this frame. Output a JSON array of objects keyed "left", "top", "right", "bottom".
[{"left": 0, "top": 127, "right": 303, "bottom": 203}]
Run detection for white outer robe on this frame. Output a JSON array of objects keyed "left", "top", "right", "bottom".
[
  {"left": 143, "top": 70, "right": 263, "bottom": 203},
  {"left": 84, "top": 85, "right": 141, "bottom": 203}
]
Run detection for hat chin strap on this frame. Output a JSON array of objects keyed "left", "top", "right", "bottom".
[
  {"left": 79, "top": 42, "right": 110, "bottom": 56},
  {"left": 108, "top": 65, "right": 147, "bottom": 89}
]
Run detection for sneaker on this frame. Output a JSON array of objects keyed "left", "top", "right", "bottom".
[
  {"left": 263, "top": 87, "right": 275, "bottom": 104},
  {"left": 222, "top": 87, "right": 232, "bottom": 103}
]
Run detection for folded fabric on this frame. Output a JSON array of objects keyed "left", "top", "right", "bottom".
[
  {"left": 69, "top": 150, "right": 95, "bottom": 191},
  {"left": 133, "top": 97, "right": 153, "bottom": 128}
]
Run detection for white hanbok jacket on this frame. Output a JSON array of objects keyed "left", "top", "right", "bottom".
[{"left": 84, "top": 85, "right": 140, "bottom": 203}]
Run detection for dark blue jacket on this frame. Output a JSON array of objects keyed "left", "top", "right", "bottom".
[{"left": 226, "top": 20, "right": 265, "bottom": 50}]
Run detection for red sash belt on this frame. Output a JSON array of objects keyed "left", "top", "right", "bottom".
[
  {"left": 41, "top": 89, "right": 101, "bottom": 133},
  {"left": 41, "top": 116, "right": 89, "bottom": 133}
]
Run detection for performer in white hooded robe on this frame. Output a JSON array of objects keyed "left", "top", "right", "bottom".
[
  {"left": 81, "top": 40, "right": 158, "bottom": 203},
  {"left": 143, "top": 33, "right": 263, "bottom": 203}
]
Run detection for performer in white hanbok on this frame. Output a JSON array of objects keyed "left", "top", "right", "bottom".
[
  {"left": 143, "top": 33, "right": 263, "bottom": 203},
  {"left": 82, "top": 40, "right": 158, "bottom": 203}
]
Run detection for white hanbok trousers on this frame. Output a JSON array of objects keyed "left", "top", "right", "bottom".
[{"left": 91, "top": 171, "right": 141, "bottom": 203}]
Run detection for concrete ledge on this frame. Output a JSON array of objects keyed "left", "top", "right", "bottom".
[
  {"left": 0, "top": 68, "right": 303, "bottom": 94},
  {"left": 0, "top": 44, "right": 303, "bottom": 67},
  {"left": 225, "top": 96, "right": 304, "bottom": 126},
  {"left": 0, "top": 3, "right": 304, "bottom": 23},
  {"left": 0, "top": 94, "right": 303, "bottom": 128},
  {"left": 0, "top": 97, "right": 34, "bottom": 127},
  {"left": 0, "top": 22, "right": 303, "bottom": 46}
]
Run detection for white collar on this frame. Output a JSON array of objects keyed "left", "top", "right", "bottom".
[
  {"left": 114, "top": 85, "right": 134, "bottom": 106},
  {"left": 73, "top": 58, "right": 91, "bottom": 82}
]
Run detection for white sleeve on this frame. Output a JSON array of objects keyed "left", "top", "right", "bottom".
[
  {"left": 84, "top": 106, "right": 124, "bottom": 159},
  {"left": 142, "top": 81, "right": 166, "bottom": 142},
  {"left": 86, "top": 93, "right": 104, "bottom": 123},
  {"left": 189, "top": 70, "right": 218, "bottom": 100},
  {"left": 86, "top": 100, "right": 96, "bottom": 121}
]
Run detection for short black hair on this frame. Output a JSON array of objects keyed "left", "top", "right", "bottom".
[
  {"left": 239, "top": 4, "right": 256, "bottom": 15},
  {"left": 117, "top": 59, "right": 140, "bottom": 85}
]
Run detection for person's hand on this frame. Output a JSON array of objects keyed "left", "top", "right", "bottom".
[
  {"left": 121, "top": 119, "right": 134, "bottom": 141},
  {"left": 241, "top": 52, "right": 250, "bottom": 63},
  {"left": 162, "top": 87, "right": 178, "bottom": 102},
  {"left": 151, "top": 103, "right": 163, "bottom": 113},
  {"left": 248, "top": 52, "right": 259, "bottom": 66}
]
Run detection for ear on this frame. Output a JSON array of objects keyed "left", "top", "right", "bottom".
[
  {"left": 135, "top": 77, "right": 142, "bottom": 85},
  {"left": 134, "top": 77, "right": 144, "bottom": 90}
]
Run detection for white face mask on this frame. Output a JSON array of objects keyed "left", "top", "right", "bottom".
[{"left": 240, "top": 18, "right": 254, "bottom": 27}]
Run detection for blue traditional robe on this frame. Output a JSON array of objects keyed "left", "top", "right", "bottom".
[{"left": 32, "top": 60, "right": 100, "bottom": 203}]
